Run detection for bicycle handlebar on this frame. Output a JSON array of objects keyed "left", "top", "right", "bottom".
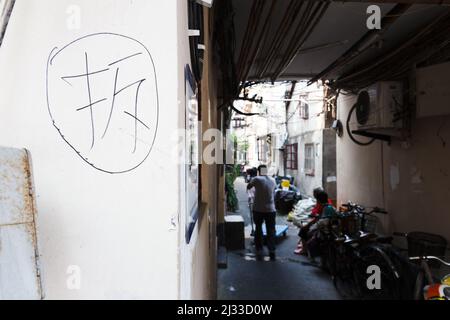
[
  {"left": 372, "top": 207, "right": 387, "bottom": 214},
  {"left": 409, "top": 256, "right": 450, "bottom": 267},
  {"left": 340, "top": 202, "right": 387, "bottom": 215}
]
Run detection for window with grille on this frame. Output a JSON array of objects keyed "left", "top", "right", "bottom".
[
  {"left": 299, "top": 96, "right": 309, "bottom": 119},
  {"left": 257, "top": 138, "right": 267, "bottom": 162},
  {"left": 257, "top": 136, "right": 272, "bottom": 163},
  {"left": 285, "top": 143, "right": 298, "bottom": 170},
  {"left": 304, "top": 143, "right": 315, "bottom": 175}
]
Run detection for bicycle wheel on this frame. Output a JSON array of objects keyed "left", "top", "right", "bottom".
[
  {"left": 334, "top": 270, "right": 360, "bottom": 299},
  {"left": 332, "top": 245, "right": 361, "bottom": 299},
  {"left": 320, "top": 239, "right": 336, "bottom": 274},
  {"left": 356, "top": 244, "right": 402, "bottom": 299}
]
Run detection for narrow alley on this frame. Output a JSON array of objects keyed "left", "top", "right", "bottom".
[
  {"left": 1, "top": 0, "right": 450, "bottom": 303},
  {"left": 218, "top": 177, "right": 341, "bottom": 300}
]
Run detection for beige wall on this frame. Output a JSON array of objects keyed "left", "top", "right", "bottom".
[
  {"left": 337, "top": 91, "right": 450, "bottom": 241},
  {"left": 177, "top": 3, "right": 218, "bottom": 299},
  {"left": 192, "top": 7, "right": 219, "bottom": 300},
  {"left": 384, "top": 116, "right": 450, "bottom": 241}
]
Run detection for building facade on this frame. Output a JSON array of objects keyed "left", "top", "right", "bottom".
[{"left": 284, "top": 82, "right": 337, "bottom": 200}]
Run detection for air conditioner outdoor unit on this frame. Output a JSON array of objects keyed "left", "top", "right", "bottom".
[
  {"left": 274, "top": 133, "right": 287, "bottom": 149},
  {"left": 356, "top": 81, "right": 404, "bottom": 133}
]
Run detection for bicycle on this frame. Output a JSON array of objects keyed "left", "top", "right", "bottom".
[
  {"left": 323, "top": 203, "right": 402, "bottom": 299},
  {"left": 393, "top": 232, "right": 450, "bottom": 300}
]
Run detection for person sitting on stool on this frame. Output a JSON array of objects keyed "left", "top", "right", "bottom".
[{"left": 246, "top": 164, "right": 277, "bottom": 261}]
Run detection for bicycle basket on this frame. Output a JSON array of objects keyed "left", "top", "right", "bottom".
[
  {"left": 407, "top": 232, "right": 447, "bottom": 268},
  {"left": 363, "top": 215, "right": 379, "bottom": 234}
]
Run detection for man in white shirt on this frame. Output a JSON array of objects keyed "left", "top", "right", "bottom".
[{"left": 246, "top": 165, "right": 277, "bottom": 260}]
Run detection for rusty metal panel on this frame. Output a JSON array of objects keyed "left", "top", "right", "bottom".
[
  {"left": 0, "top": 147, "right": 34, "bottom": 225},
  {"left": 0, "top": 147, "right": 42, "bottom": 299}
]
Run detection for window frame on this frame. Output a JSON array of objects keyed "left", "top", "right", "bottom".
[
  {"left": 304, "top": 143, "right": 315, "bottom": 176},
  {"left": 285, "top": 143, "right": 298, "bottom": 170},
  {"left": 299, "top": 95, "right": 309, "bottom": 120},
  {"left": 257, "top": 138, "right": 267, "bottom": 162}
]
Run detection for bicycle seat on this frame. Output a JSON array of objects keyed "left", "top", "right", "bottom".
[
  {"left": 344, "top": 235, "right": 359, "bottom": 245},
  {"left": 335, "top": 236, "right": 347, "bottom": 244},
  {"left": 358, "top": 231, "right": 377, "bottom": 241}
]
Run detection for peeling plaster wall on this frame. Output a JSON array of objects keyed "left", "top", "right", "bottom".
[
  {"left": 383, "top": 116, "right": 450, "bottom": 241},
  {"left": 0, "top": 0, "right": 180, "bottom": 299},
  {"left": 337, "top": 92, "right": 450, "bottom": 241}
]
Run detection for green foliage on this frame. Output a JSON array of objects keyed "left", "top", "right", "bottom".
[
  {"left": 240, "top": 140, "right": 249, "bottom": 152},
  {"left": 225, "top": 164, "right": 241, "bottom": 212}
]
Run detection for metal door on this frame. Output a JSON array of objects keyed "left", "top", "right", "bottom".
[{"left": 0, "top": 147, "right": 42, "bottom": 299}]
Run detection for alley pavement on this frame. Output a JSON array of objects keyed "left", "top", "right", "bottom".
[{"left": 218, "top": 177, "right": 341, "bottom": 300}]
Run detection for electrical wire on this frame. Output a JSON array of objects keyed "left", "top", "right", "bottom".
[
  {"left": 333, "top": 10, "right": 450, "bottom": 91},
  {"left": 346, "top": 103, "right": 376, "bottom": 146}
]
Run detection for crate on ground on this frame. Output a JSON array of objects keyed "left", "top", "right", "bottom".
[{"left": 224, "top": 215, "right": 245, "bottom": 250}]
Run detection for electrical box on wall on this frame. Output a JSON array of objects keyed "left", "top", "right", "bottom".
[
  {"left": 416, "top": 61, "right": 450, "bottom": 118},
  {"left": 357, "top": 81, "right": 404, "bottom": 132}
]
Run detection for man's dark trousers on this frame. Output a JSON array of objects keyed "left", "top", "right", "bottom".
[{"left": 253, "top": 211, "right": 276, "bottom": 253}]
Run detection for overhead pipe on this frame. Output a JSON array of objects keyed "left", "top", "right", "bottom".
[
  {"left": 235, "top": 2, "right": 257, "bottom": 81},
  {"left": 337, "top": 11, "right": 449, "bottom": 82},
  {"left": 270, "top": 1, "right": 316, "bottom": 82},
  {"left": 236, "top": 0, "right": 265, "bottom": 83},
  {"left": 333, "top": 10, "right": 450, "bottom": 90},
  {"left": 286, "top": 1, "right": 330, "bottom": 69},
  {"left": 240, "top": 0, "right": 277, "bottom": 85},
  {"left": 255, "top": 0, "right": 304, "bottom": 79},
  {"left": 272, "top": 2, "right": 322, "bottom": 80},
  {"left": 273, "top": 1, "right": 330, "bottom": 81},
  {"left": 296, "top": 40, "right": 349, "bottom": 54},
  {"left": 307, "top": 3, "right": 411, "bottom": 85}
]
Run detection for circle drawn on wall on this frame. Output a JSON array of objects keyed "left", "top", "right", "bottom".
[{"left": 46, "top": 33, "right": 159, "bottom": 174}]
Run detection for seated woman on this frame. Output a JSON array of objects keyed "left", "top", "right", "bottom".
[
  {"left": 305, "top": 191, "right": 337, "bottom": 260},
  {"left": 294, "top": 188, "right": 333, "bottom": 255}
]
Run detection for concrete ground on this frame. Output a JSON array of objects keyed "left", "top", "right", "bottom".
[{"left": 218, "top": 177, "right": 341, "bottom": 300}]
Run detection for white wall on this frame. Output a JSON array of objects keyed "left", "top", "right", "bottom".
[
  {"left": 336, "top": 94, "right": 385, "bottom": 208},
  {"left": 286, "top": 83, "right": 324, "bottom": 137},
  {"left": 336, "top": 90, "right": 450, "bottom": 241},
  {"left": 0, "top": 0, "right": 181, "bottom": 299},
  {"left": 286, "top": 84, "right": 325, "bottom": 196},
  {"left": 286, "top": 131, "right": 323, "bottom": 196}
]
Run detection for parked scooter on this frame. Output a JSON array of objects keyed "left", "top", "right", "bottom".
[{"left": 274, "top": 175, "right": 301, "bottom": 214}]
